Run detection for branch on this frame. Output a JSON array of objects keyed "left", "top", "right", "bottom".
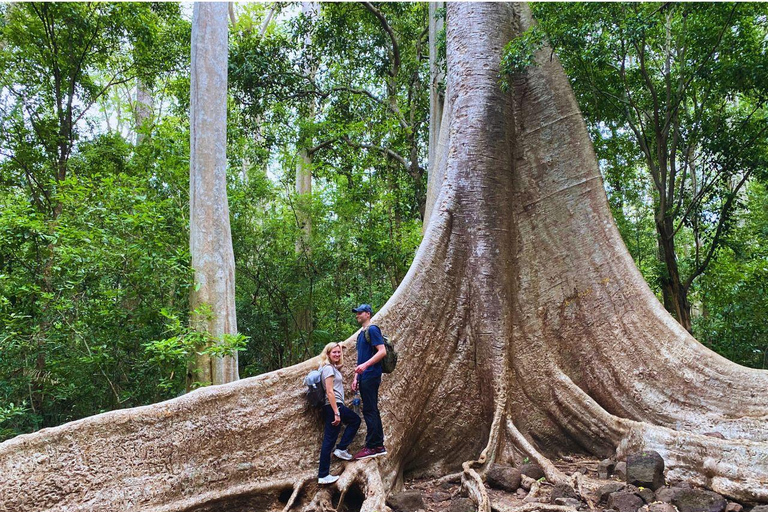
[
  {"left": 361, "top": 2, "right": 401, "bottom": 77},
  {"left": 342, "top": 136, "right": 410, "bottom": 170}
]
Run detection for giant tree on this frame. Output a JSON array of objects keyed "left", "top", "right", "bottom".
[{"left": 1, "top": 4, "right": 767, "bottom": 512}]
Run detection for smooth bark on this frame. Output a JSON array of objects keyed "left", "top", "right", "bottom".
[
  {"left": 188, "top": 2, "right": 239, "bottom": 387},
  {"left": 1, "top": 4, "right": 766, "bottom": 512}
]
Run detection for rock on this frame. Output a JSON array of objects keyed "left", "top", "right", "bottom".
[
  {"left": 599, "top": 459, "right": 617, "bottom": 479},
  {"left": 627, "top": 451, "right": 666, "bottom": 491},
  {"left": 449, "top": 498, "right": 476, "bottom": 512},
  {"left": 724, "top": 503, "right": 742, "bottom": 512},
  {"left": 551, "top": 483, "right": 579, "bottom": 503},
  {"left": 636, "top": 487, "right": 656, "bottom": 504},
  {"left": 702, "top": 432, "right": 726, "bottom": 440},
  {"left": 520, "top": 463, "right": 546, "bottom": 481},
  {"left": 648, "top": 503, "right": 679, "bottom": 512},
  {"left": 431, "top": 491, "right": 451, "bottom": 503},
  {"left": 656, "top": 487, "right": 684, "bottom": 503},
  {"left": 516, "top": 488, "right": 528, "bottom": 498},
  {"left": 615, "top": 462, "right": 628, "bottom": 480},
  {"left": 608, "top": 491, "right": 645, "bottom": 512},
  {"left": 386, "top": 490, "right": 425, "bottom": 512},
  {"left": 486, "top": 463, "right": 522, "bottom": 491},
  {"left": 656, "top": 488, "right": 726, "bottom": 512},
  {"left": 556, "top": 498, "right": 583, "bottom": 507},
  {"left": 598, "top": 482, "right": 627, "bottom": 503},
  {"left": 751, "top": 506, "right": 768, "bottom": 512}
]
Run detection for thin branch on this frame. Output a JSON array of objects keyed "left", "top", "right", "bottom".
[{"left": 361, "top": 2, "right": 401, "bottom": 77}]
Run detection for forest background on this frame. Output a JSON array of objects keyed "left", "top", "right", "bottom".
[{"left": 0, "top": 2, "right": 766, "bottom": 442}]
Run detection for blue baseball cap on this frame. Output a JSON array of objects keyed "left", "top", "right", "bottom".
[{"left": 352, "top": 304, "right": 372, "bottom": 314}]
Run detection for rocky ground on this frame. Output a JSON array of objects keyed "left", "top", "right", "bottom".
[{"left": 383, "top": 454, "right": 768, "bottom": 512}]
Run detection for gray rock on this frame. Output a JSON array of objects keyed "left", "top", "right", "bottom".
[
  {"left": 486, "top": 463, "right": 522, "bottom": 491},
  {"left": 702, "top": 432, "right": 726, "bottom": 440},
  {"left": 599, "top": 459, "right": 617, "bottom": 479},
  {"left": 551, "top": 483, "right": 578, "bottom": 504},
  {"left": 636, "top": 487, "right": 656, "bottom": 504},
  {"left": 608, "top": 491, "right": 645, "bottom": 512},
  {"left": 750, "top": 506, "right": 768, "bottom": 512},
  {"left": 449, "top": 498, "right": 476, "bottom": 512},
  {"left": 627, "top": 451, "right": 666, "bottom": 491},
  {"left": 386, "top": 490, "right": 425, "bottom": 512},
  {"left": 431, "top": 491, "right": 451, "bottom": 503},
  {"left": 656, "top": 487, "right": 684, "bottom": 503},
  {"left": 615, "top": 462, "right": 628, "bottom": 480},
  {"left": 516, "top": 488, "right": 528, "bottom": 498},
  {"left": 598, "top": 482, "right": 627, "bottom": 503},
  {"left": 648, "top": 504, "right": 679, "bottom": 512},
  {"left": 520, "top": 463, "right": 546, "bottom": 481},
  {"left": 724, "top": 503, "right": 742, "bottom": 512},
  {"left": 657, "top": 488, "right": 726, "bottom": 512},
  {"left": 556, "top": 498, "right": 583, "bottom": 507}
]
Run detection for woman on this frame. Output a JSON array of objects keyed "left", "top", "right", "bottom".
[{"left": 317, "top": 342, "right": 361, "bottom": 485}]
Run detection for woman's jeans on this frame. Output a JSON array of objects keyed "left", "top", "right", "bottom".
[
  {"left": 359, "top": 376, "right": 384, "bottom": 448},
  {"left": 319, "top": 404, "right": 361, "bottom": 477}
]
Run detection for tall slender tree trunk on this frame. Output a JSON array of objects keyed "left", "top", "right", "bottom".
[
  {"left": 293, "top": 1, "right": 319, "bottom": 340},
  {"left": 657, "top": 218, "right": 693, "bottom": 332},
  {"left": 134, "top": 79, "right": 153, "bottom": 145},
  {"left": 424, "top": 2, "right": 448, "bottom": 232},
  {"left": 188, "top": 2, "right": 239, "bottom": 387},
  {"left": 2, "top": 5, "right": 767, "bottom": 512}
]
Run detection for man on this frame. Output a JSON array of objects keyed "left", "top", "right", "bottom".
[{"left": 351, "top": 304, "right": 387, "bottom": 459}]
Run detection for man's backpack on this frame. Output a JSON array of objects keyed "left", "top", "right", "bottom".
[
  {"left": 364, "top": 326, "right": 398, "bottom": 374},
  {"left": 303, "top": 366, "right": 326, "bottom": 407}
]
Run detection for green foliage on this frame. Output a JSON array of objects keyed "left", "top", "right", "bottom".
[
  {"left": 499, "top": 26, "right": 545, "bottom": 90},
  {"left": 532, "top": 2, "right": 768, "bottom": 361},
  {"left": 144, "top": 306, "right": 248, "bottom": 390}
]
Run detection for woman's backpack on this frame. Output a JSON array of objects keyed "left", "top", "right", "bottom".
[
  {"left": 364, "top": 326, "right": 398, "bottom": 373},
  {"left": 303, "top": 366, "right": 326, "bottom": 407}
]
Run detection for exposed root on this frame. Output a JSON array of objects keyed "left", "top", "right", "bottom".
[
  {"left": 506, "top": 418, "right": 568, "bottom": 484},
  {"left": 353, "top": 460, "right": 390, "bottom": 512},
  {"left": 434, "top": 472, "right": 463, "bottom": 485},
  {"left": 281, "top": 479, "right": 306, "bottom": 512},
  {"left": 492, "top": 503, "right": 578, "bottom": 512},
  {"left": 462, "top": 460, "right": 492, "bottom": 512},
  {"left": 300, "top": 487, "right": 334, "bottom": 512},
  {"left": 522, "top": 476, "right": 542, "bottom": 502}
]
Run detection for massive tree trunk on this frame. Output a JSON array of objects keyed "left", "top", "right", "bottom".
[
  {"left": 1, "top": 4, "right": 766, "bottom": 512},
  {"left": 188, "top": 2, "right": 239, "bottom": 387}
]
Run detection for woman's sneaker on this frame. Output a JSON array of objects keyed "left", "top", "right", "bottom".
[
  {"left": 353, "top": 447, "right": 387, "bottom": 460},
  {"left": 318, "top": 474, "right": 339, "bottom": 485},
  {"left": 333, "top": 449, "right": 353, "bottom": 461}
]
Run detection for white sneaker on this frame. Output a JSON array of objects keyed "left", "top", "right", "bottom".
[
  {"left": 318, "top": 474, "right": 339, "bottom": 485},
  {"left": 333, "top": 449, "right": 353, "bottom": 461}
]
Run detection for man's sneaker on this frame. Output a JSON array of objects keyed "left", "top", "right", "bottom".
[
  {"left": 318, "top": 474, "right": 339, "bottom": 485},
  {"left": 333, "top": 449, "right": 353, "bottom": 461},
  {"left": 354, "top": 447, "right": 386, "bottom": 460}
]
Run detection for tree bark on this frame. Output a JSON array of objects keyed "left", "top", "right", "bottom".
[
  {"left": 1, "top": 4, "right": 767, "bottom": 512},
  {"left": 134, "top": 78, "right": 154, "bottom": 145},
  {"left": 424, "top": 1, "right": 446, "bottom": 233},
  {"left": 188, "top": 2, "right": 239, "bottom": 387}
]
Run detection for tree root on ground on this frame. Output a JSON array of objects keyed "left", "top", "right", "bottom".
[
  {"left": 462, "top": 460, "right": 492, "bottom": 512},
  {"left": 492, "top": 503, "right": 578, "bottom": 512}
]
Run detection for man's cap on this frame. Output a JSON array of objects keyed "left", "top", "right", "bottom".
[{"left": 352, "top": 304, "right": 372, "bottom": 314}]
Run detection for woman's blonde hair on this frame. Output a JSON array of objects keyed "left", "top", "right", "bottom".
[{"left": 319, "top": 342, "right": 343, "bottom": 367}]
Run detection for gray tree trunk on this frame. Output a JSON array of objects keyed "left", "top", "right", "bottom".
[
  {"left": 134, "top": 79, "right": 153, "bottom": 145},
  {"left": 188, "top": 2, "right": 239, "bottom": 387},
  {"left": 424, "top": 1, "right": 447, "bottom": 233},
  {"left": 1, "top": 4, "right": 767, "bottom": 512}
]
